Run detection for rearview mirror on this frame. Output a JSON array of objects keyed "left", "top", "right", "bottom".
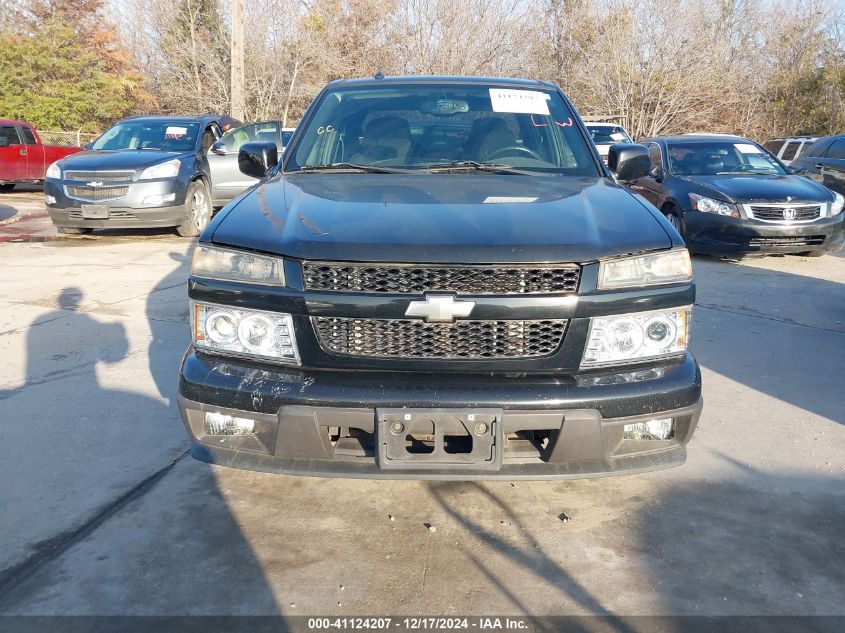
[
  {"left": 238, "top": 142, "right": 278, "bottom": 179},
  {"left": 210, "top": 140, "right": 227, "bottom": 156},
  {"left": 608, "top": 143, "right": 651, "bottom": 181}
]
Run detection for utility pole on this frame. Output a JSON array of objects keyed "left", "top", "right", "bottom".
[{"left": 230, "top": 0, "right": 245, "bottom": 120}]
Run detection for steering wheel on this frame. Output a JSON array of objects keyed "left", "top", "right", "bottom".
[{"left": 484, "top": 145, "right": 543, "bottom": 162}]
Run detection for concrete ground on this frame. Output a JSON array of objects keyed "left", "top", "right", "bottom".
[{"left": 0, "top": 190, "right": 843, "bottom": 619}]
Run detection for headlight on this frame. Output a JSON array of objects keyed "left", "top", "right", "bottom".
[
  {"left": 45, "top": 162, "right": 61, "bottom": 179},
  {"left": 192, "top": 245, "right": 285, "bottom": 286},
  {"left": 581, "top": 307, "right": 690, "bottom": 368},
  {"left": 598, "top": 249, "right": 691, "bottom": 290},
  {"left": 689, "top": 193, "right": 738, "bottom": 217},
  {"left": 832, "top": 192, "right": 844, "bottom": 216},
  {"left": 193, "top": 302, "right": 299, "bottom": 364},
  {"left": 139, "top": 158, "right": 181, "bottom": 179}
]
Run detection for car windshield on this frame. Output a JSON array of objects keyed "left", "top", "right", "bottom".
[
  {"left": 286, "top": 83, "right": 599, "bottom": 175},
  {"left": 92, "top": 120, "right": 200, "bottom": 152},
  {"left": 667, "top": 141, "right": 786, "bottom": 176},
  {"left": 586, "top": 125, "right": 631, "bottom": 144}
]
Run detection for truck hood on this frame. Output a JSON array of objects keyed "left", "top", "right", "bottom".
[
  {"left": 681, "top": 174, "right": 831, "bottom": 203},
  {"left": 56, "top": 149, "right": 189, "bottom": 171},
  {"left": 210, "top": 174, "right": 672, "bottom": 263}
]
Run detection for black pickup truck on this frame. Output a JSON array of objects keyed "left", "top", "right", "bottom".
[{"left": 178, "top": 76, "right": 702, "bottom": 479}]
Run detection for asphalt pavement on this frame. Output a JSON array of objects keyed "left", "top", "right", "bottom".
[{"left": 0, "top": 190, "right": 843, "bottom": 621}]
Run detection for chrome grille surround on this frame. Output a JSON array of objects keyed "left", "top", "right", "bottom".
[
  {"left": 743, "top": 202, "right": 825, "bottom": 223},
  {"left": 313, "top": 317, "right": 567, "bottom": 359},
  {"left": 64, "top": 170, "right": 135, "bottom": 181},
  {"left": 302, "top": 262, "right": 580, "bottom": 295},
  {"left": 65, "top": 185, "right": 129, "bottom": 202}
]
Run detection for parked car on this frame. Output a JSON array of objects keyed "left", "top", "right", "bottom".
[
  {"left": 178, "top": 75, "right": 702, "bottom": 479},
  {"left": 789, "top": 134, "right": 845, "bottom": 198},
  {"left": 626, "top": 135, "right": 844, "bottom": 257},
  {"left": 0, "top": 120, "right": 81, "bottom": 191},
  {"left": 762, "top": 136, "right": 818, "bottom": 166},
  {"left": 44, "top": 115, "right": 224, "bottom": 236},
  {"left": 208, "top": 120, "right": 296, "bottom": 206},
  {"left": 585, "top": 122, "right": 632, "bottom": 163}
]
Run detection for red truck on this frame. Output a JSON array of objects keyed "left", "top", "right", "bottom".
[{"left": 0, "top": 120, "right": 82, "bottom": 191}]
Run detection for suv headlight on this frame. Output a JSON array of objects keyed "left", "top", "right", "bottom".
[
  {"left": 598, "top": 249, "right": 691, "bottom": 290},
  {"left": 45, "top": 162, "right": 61, "bottom": 179},
  {"left": 832, "top": 192, "right": 844, "bottom": 216},
  {"left": 139, "top": 158, "right": 181, "bottom": 179},
  {"left": 193, "top": 302, "right": 299, "bottom": 364},
  {"left": 581, "top": 307, "right": 691, "bottom": 369},
  {"left": 192, "top": 245, "right": 285, "bottom": 286},
  {"left": 689, "top": 193, "right": 739, "bottom": 217}
]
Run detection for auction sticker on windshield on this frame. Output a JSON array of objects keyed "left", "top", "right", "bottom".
[
  {"left": 489, "top": 89, "right": 550, "bottom": 115},
  {"left": 165, "top": 126, "right": 188, "bottom": 138}
]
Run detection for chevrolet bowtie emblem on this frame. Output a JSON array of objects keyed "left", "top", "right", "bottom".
[
  {"left": 405, "top": 294, "right": 475, "bottom": 323},
  {"left": 86, "top": 181, "right": 104, "bottom": 187}
]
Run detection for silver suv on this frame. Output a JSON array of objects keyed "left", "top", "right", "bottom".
[{"left": 763, "top": 136, "right": 818, "bottom": 165}]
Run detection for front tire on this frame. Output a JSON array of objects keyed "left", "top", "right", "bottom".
[
  {"left": 0, "top": 184, "right": 15, "bottom": 193},
  {"left": 662, "top": 204, "right": 682, "bottom": 234},
  {"left": 177, "top": 180, "right": 212, "bottom": 237}
]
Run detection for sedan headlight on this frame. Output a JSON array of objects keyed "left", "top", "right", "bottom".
[
  {"left": 45, "top": 162, "right": 61, "bottom": 179},
  {"left": 192, "top": 245, "right": 285, "bottom": 286},
  {"left": 139, "top": 158, "right": 181, "bottom": 180},
  {"left": 581, "top": 307, "right": 690, "bottom": 368},
  {"left": 832, "top": 192, "right": 844, "bottom": 216},
  {"left": 193, "top": 302, "right": 299, "bottom": 364},
  {"left": 598, "top": 249, "right": 691, "bottom": 290},
  {"left": 689, "top": 193, "right": 739, "bottom": 217}
]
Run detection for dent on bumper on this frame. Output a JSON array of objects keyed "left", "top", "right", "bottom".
[
  {"left": 684, "top": 211, "right": 845, "bottom": 254},
  {"left": 178, "top": 350, "right": 703, "bottom": 480}
]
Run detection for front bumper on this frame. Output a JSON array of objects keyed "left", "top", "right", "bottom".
[
  {"left": 45, "top": 178, "right": 188, "bottom": 229},
  {"left": 683, "top": 211, "right": 845, "bottom": 255},
  {"left": 178, "top": 350, "right": 702, "bottom": 480}
]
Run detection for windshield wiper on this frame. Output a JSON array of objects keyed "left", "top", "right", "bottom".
[
  {"left": 425, "top": 161, "right": 540, "bottom": 176},
  {"left": 716, "top": 170, "right": 776, "bottom": 175},
  {"left": 294, "top": 163, "right": 414, "bottom": 174}
]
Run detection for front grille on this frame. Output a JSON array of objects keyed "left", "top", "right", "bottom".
[
  {"left": 68, "top": 208, "right": 137, "bottom": 220},
  {"left": 313, "top": 317, "right": 567, "bottom": 359},
  {"left": 303, "top": 262, "right": 580, "bottom": 295},
  {"left": 65, "top": 185, "right": 129, "bottom": 202},
  {"left": 748, "top": 204, "right": 821, "bottom": 221},
  {"left": 64, "top": 170, "right": 135, "bottom": 181},
  {"left": 749, "top": 236, "right": 825, "bottom": 247}
]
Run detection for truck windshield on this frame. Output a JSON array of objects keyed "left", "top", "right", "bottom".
[
  {"left": 586, "top": 125, "right": 631, "bottom": 144},
  {"left": 92, "top": 121, "right": 200, "bottom": 152},
  {"left": 667, "top": 141, "right": 787, "bottom": 176},
  {"left": 286, "top": 83, "right": 600, "bottom": 175}
]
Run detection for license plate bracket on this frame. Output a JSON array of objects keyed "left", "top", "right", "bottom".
[
  {"left": 81, "top": 204, "right": 109, "bottom": 219},
  {"left": 376, "top": 408, "right": 502, "bottom": 471}
]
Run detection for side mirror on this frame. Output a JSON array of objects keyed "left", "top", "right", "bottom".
[
  {"left": 210, "top": 140, "right": 227, "bottom": 156},
  {"left": 238, "top": 142, "right": 278, "bottom": 179},
  {"left": 83, "top": 142, "right": 93, "bottom": 150},
  {"left": 649, "top": 165, "right": 665, "bottom": 181},
  {"left": 608, "top": 143, "right": 651, "bottom": 181},
  {"left": 0, "top": 137, "right": 9, "bottom": 148}
]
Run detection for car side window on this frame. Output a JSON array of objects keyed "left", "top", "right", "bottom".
[
  {"left": 0, "top": 125, "right": 21, "bottom": 144},
  {"left": 825, "top": 138, "right": 845, "bottom": 159},
  {"left": 781, "top": 141, "right": 798, "bottom": 161},
  {"left": 19, "top": 127, "right": 37, "bottom": 145},
  {"left": 763, "top": 140, "right": 783, "bottom": 155}
]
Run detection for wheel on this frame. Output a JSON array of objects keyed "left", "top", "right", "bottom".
[
  {"left": 662, "top": 205, "right": 682, "bottom": 233},
  {"left": 799, "top": 249, "right": 826, "bottom": 257},
  {"left": 58, "top": 227, "right": 93, "bottom": 235},
  {"left": 177, "top": 180, "right": 212, "bottom": 237},
  {"left": 0, "top": 184, "right": 15, "bottom": 192}
]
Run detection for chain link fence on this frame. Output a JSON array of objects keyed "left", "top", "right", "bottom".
[{"left": 37, "top": 130, "right": 99, "bottom": 147}]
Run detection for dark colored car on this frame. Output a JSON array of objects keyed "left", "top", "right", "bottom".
[
  {"left": 44, "top": 115, "right": 224, "bottom": 236},
  {"left": 627, "top": 135, "right": 844, "bottom": 257},
  {"left": 789, "top": 134, "right": 845, "bottom": 199},
  {"left": 178, "top": 76, "right": 702, "bottom": 479},
  {"left": 0, "top": 119, "right": 81, "bottom": 190}
]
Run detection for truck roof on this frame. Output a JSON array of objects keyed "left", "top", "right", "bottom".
[{"left": 0, "top": 119, "right": 32, "bottom": 127}]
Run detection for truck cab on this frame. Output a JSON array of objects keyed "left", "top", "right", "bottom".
[{"left": 0, "top": 120, "right": 81, "bottom": 190}]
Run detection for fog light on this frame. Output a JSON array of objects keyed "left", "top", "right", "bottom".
[
  {"left": 142, "top": 193, "right": 176, "bottom": 206},
  {"left": 204, "top": 411, "right": 255, "bottom": 435},
  {"left": 45, "top": 195, "right": 57, "bottom": 205},
  {"left": 624, "top": 418, "right": 674, "bottom": 440}
]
